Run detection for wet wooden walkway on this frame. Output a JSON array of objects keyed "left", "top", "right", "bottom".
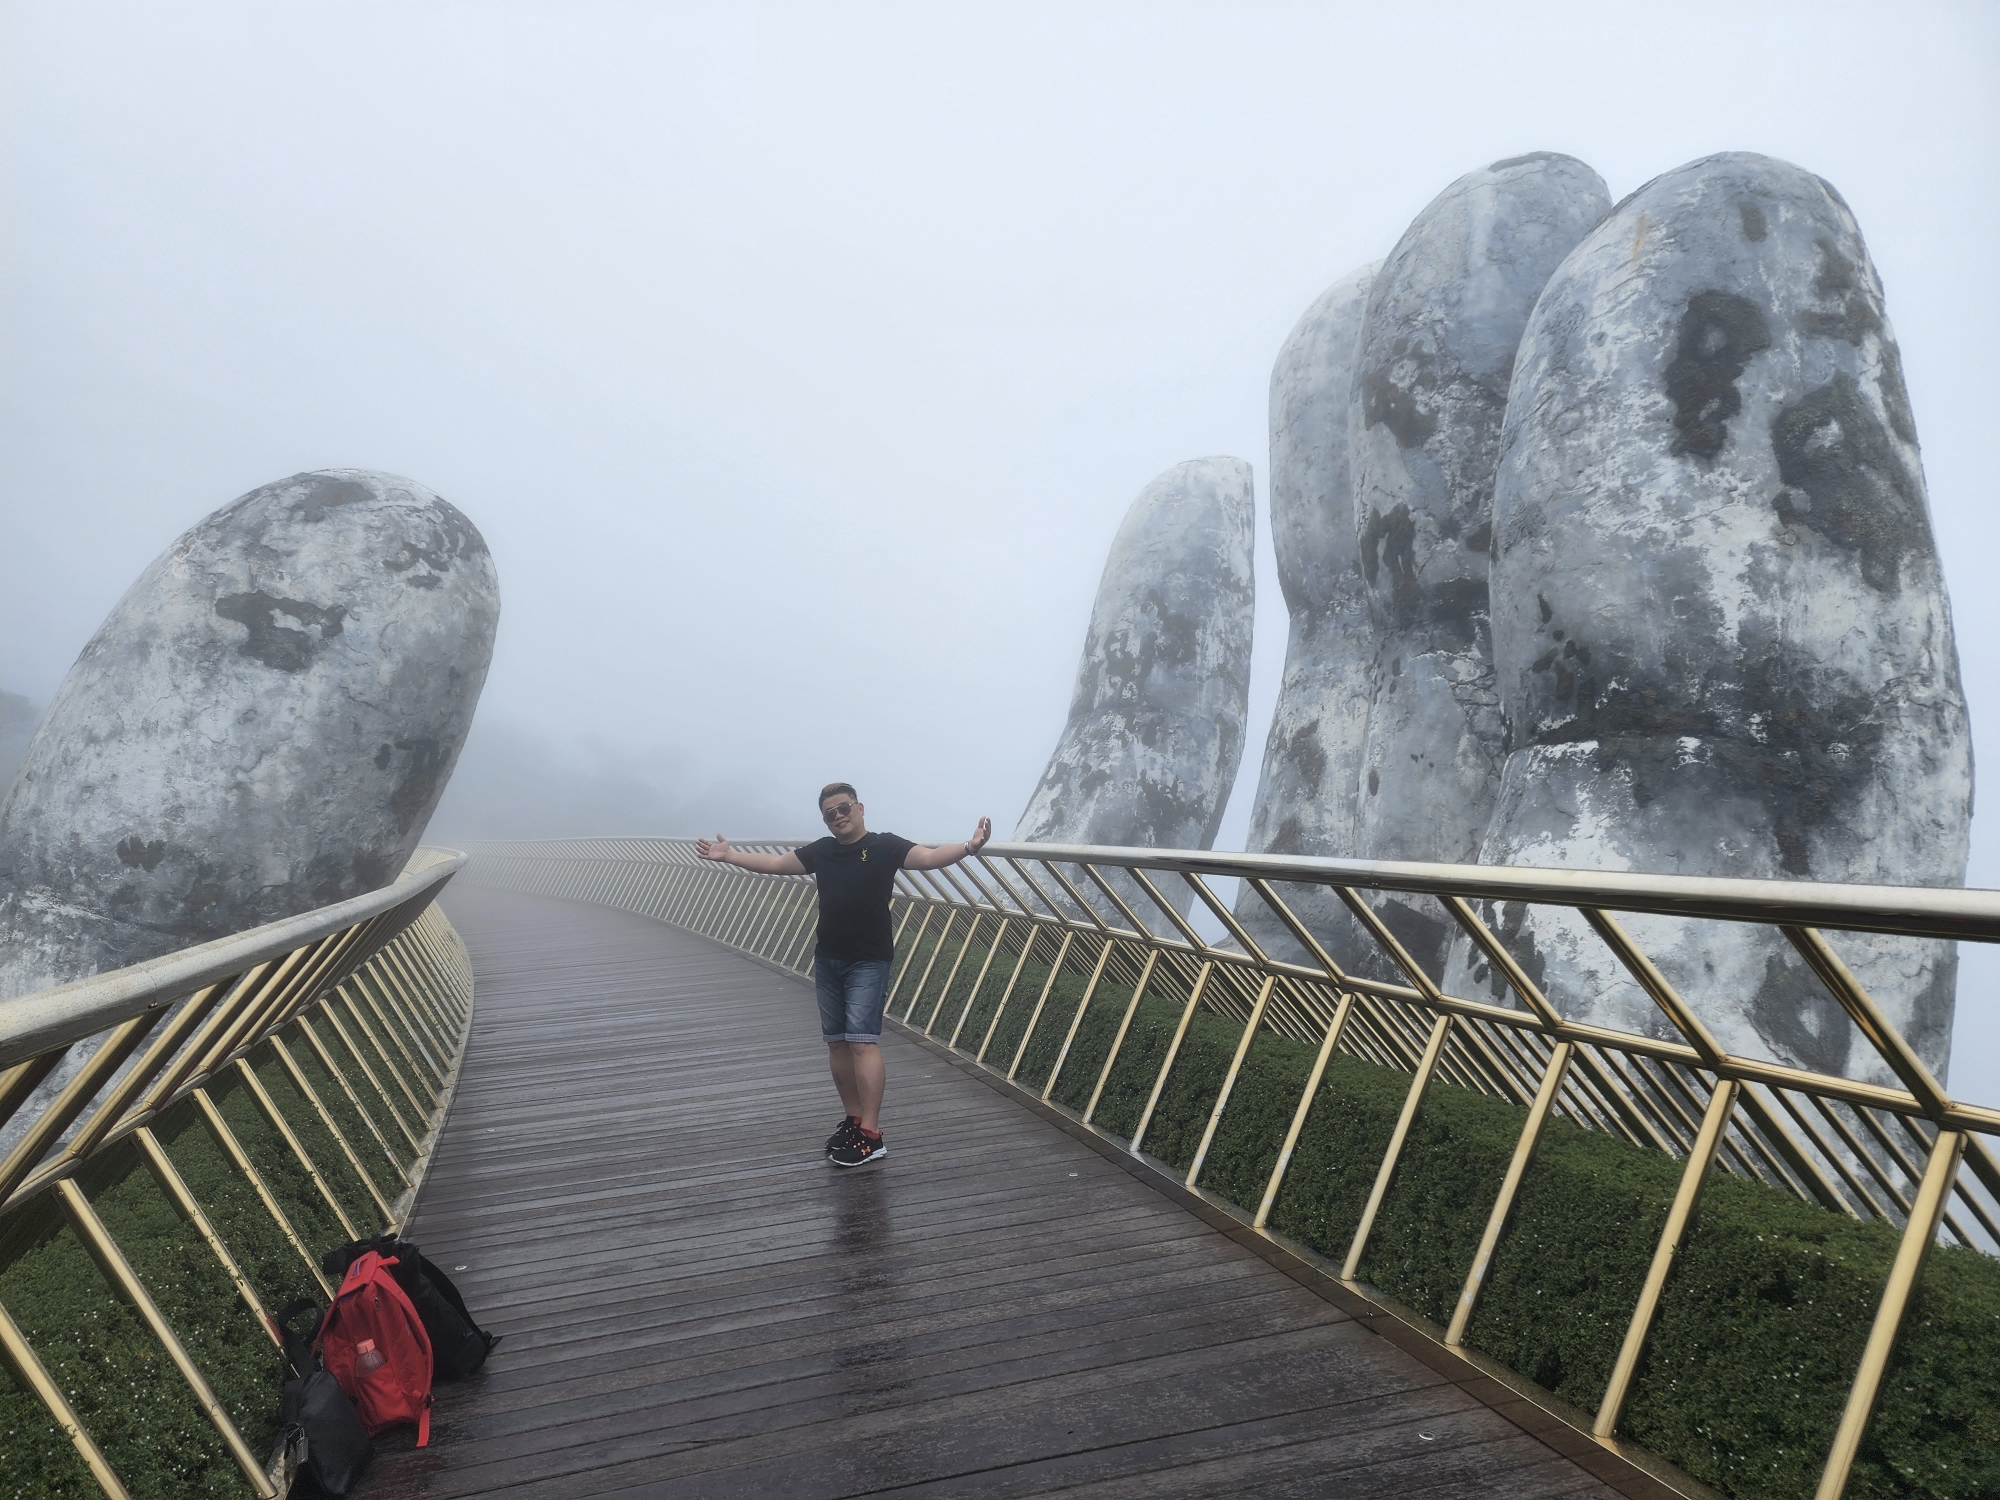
[{"left": 358, "top": 886, "right": 1632, "bottom": 1499}]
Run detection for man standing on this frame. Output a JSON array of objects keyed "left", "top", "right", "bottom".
[{"left": 696, "top": 784, "right": 992, "bottom": 1167}]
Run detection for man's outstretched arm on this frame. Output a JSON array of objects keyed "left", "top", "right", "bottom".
[
  {"left": 903, "top": 816, "right": 994, "bottom": 871},
  {"left": 697, "top": 835, "right": 807, "bottom": 874}
]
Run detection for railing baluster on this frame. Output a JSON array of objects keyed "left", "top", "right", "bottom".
[
  {"left": 889, "top": 895, "right": 919, "bottom": 948},
  {"left": 1131, "top": 961, "right": 1214, "bottom": 1157},
  {"left": 1739, "top": 1082, "right": 1858, "bottom": 1220},
  {"left": 0, "top": 1295, "right": 134, "bottom": 1499},
  {"left": 683, "top": 864, "right": 718, "bottom": 930},
  {"left": 1082, "top": 948, "right": 1161, "bottom": 1125},
  {"left": 769, "top": 882, "right": 811, "bottom": 967},
  {"left": 1342, "top": 1014, "right": 1453, "bottom": 1280},
  {"left": 231, "top": 1056, "right": 360, "bottom": 1239},
  {"left": 1008, "top": 934, "right": 1094, "bottom": 1083},
  {"left": 45, "top": 982, "right": 236, "bottom": 1180},
  {"left": 1572, "top": 1044, "right": 1678, "bottom": 1155},
  {"left": 1594, "top": 1077, "right": 1741, "bottom": 1439},
  {"left": 133, "top": 1125, "right": 278, "bottom": 1340},
  {"left": 900, "top": 907, "right": 966, "bottom": 1023},
  {"left": 923, "top": 914, "right": 985, "bottom": 1033},
  {"left": 1253, "top": 989, "right": 1357, "bottom": 1230},
  {"left": 1854, "top": 1103, "right": 1932, "bottom": 1201},
  {"left": 733, "top": 873, "right": 774, "bottom": 956},
  {"left": 1722, "top": 1087, "right": 1821, "bottom": 1205},
  {"left": 359, "top": 965, "right": 445, "bottom": 1090},
  {"left": 723, "top": 875, "right": 774, "bottom": 950},
  {"left": 317, "top": 1005, "right": 422, "bottom": 1152},
  {"left": 379, "top": 946, "right": 454, "bottom": 1064},
  {"left": 337, "top": 987, "right": 429, "bottom": 1121},
  {"left": 748, "top": 878, "right": 792, "bottom": 958},
  {"left": 1809, "top": 1095, "right": 1906, "bottom": 1219},
  {"left": 783, "top": 889, "right": 821, "bottom": 972},
  {"left": 947, "top": 918, "right": 1013, "bottom": 1049},
  {"left": 0, "top": 1010, "right": 170, "bottom": 1205},
  {"left": 1814, "top": 1129, "right": 1969, "bottom": 1498},
  {"left": 147, "top": 960, "right": 287, "bottom": 1108},
  {"left": 1186, "top": 973, "right": 1277, "bottom": 1189},
  {"left": 1041, "top": 938, "right": 1118, "bottom": 1101},
  {"left": 660, "top": 864, "right": 698, "bottom": 926},
  {"left": 683, "top": 870, "right": 725, "bottom": 937},
  {"left": 885, "top": 906, "right": 935, "bottom": 1010},
  {"left": 296, "top": 1014, "right": 415, "bottom": 1178},
  {"left": 978, "top": 927, "right": 1052, "bottom": 1064},
  {"left": 190, "top": 1087, "right": 335, "bottom": 1296},
  {"left": 0, "top": 1052, "right": 70, "bottom": 1139},
  {"left": 1447, "top": 1040, "right": 1574, "bottom": 1344},
  {"left": 1897, "top": 1113, "right": 2000, "bottom": 1247}
]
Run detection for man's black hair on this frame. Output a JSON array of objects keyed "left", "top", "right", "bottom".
[{"left": 819, "top": 782, "right": 859, "bottom": 806}]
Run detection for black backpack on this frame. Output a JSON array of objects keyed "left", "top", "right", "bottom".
[
  {"left": 323, "top": 1234, "right": 499, "bottom": 1379},
  {"left": 275, "top": 1299, "right": 372, "bottom": 1497}
]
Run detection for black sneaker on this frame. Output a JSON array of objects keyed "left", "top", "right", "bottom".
[
  {"left": 829, "top": 1130, "right": 887, "bottom": 1168},
  {"left": 825, "top": 1116, "right": 862, "bottom": 1156}
]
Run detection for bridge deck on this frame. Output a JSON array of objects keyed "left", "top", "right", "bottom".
[{"left": 359, "top": 886, "right": 1626, "bottom": 1499}]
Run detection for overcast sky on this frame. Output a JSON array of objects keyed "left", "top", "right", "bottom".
[{"left": 4, "top": 0, "right": 1998, "bottom": 1091}]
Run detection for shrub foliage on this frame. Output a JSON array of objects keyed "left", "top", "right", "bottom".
[{"left": 0, "top": 1042, "right": 400, "bottom": 1499}]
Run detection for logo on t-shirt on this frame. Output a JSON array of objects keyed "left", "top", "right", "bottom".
[{"left": 860, "top": 848, "right": 869, "bottom": 861}]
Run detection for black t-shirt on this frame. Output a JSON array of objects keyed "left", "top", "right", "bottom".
[{"left": 795, "top": 831, "right": 916, "bottom": 962}]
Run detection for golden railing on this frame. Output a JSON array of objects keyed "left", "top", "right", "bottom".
[
  {"left": 469, "top": 835, "right": 2000, "bottom": 1500},
  {"left": 0, "top": 847, "right": 474, "bottom": 1499}
]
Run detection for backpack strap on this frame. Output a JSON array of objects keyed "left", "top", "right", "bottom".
[
  {"left": 322, "top": 1231, "right": 403, "bottom": 1282},
  {"left": 410, "top": 1250, "right": 499, "bottom": 1347},
  {"left": 272, "top": 1297, "right": 323, "bottom": 1379},
  {"left": 416, "top": 1393, "right": 431, "bottom": 1448}
]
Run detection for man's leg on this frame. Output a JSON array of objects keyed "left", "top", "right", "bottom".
[
  {"left": 844, "top": 959, "right": 891, "bottom": 1134},
  {"left": 817, "top": 959, "right": 861, "bottom": 1119},
  {"left": 847, "top": 1041, "right": 885, "bottom": 1133},
  {"left": 826, "top": 962, "right": 892, "bottom": 1166},
  {"left": 826, "top": 1042, "right": 862, "bottom": 1118}
]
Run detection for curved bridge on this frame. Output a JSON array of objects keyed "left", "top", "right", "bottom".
[
  {"left": 3, "top": 839, "right": 1999, "bottom": 1500},
  {"left": 376, "top": 883, "right": 1626, "bottom": 1499}
]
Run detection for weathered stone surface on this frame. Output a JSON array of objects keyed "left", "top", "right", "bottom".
[
  {"left": 1016, "top": 457, "right": 1254, "bottom": 920},
  {"left": 1451, "top": 153, "right": 1970, "bottom": 1085},
  {"left": 0, "top": 469, "right": 499, "bottom": 999},
  {"left": 1233, "top": 263, "right": 1382, "bottom": 967},
  {"left": 0, "top": 691, "right": 36, "bottom": 796},
  {"left": 1350, "top": 154, "right": 1610, "bottom": 975}
]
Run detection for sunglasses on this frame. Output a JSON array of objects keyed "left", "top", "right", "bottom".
[{"left": 821, "top": 802, "right": 857, "bottom": 822}]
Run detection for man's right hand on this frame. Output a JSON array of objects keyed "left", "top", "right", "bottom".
[{"left": 696, "top": 834, "right": 732, "bottom": 863}]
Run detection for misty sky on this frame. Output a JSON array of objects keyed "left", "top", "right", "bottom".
[{"left": 5, "top": 1, "right": 1999, "bottom": 1093}]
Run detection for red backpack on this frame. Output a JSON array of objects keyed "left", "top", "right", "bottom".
[{"left": 318, "top": 1250, "right": 434, "bottom": 1446}]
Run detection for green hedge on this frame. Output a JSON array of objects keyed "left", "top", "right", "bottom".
[
  {"left": 0, "top": 1191, "right": 248, "bottom": 1500},
  {"left": 912, "top": 951, "right": 2000, "bottom": 1500},
  {"left": 0, "top": 1057, "right": 399, "bottom": 1499}
]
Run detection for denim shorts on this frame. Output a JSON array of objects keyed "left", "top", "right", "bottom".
[{"left": 815, "top": 956, "right": 891, "bottom": 1043}]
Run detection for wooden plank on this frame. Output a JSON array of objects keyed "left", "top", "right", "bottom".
[{"left": 352, "top": 887, "right": 1620, "bottom": 1500}]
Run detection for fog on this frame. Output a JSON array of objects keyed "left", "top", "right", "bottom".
[
  {"left": 5, "top": 1, "right": 1999, "bottom": 1094},
  {"left": 428, "top": 718, "right": 799, "bottom": 842}
]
